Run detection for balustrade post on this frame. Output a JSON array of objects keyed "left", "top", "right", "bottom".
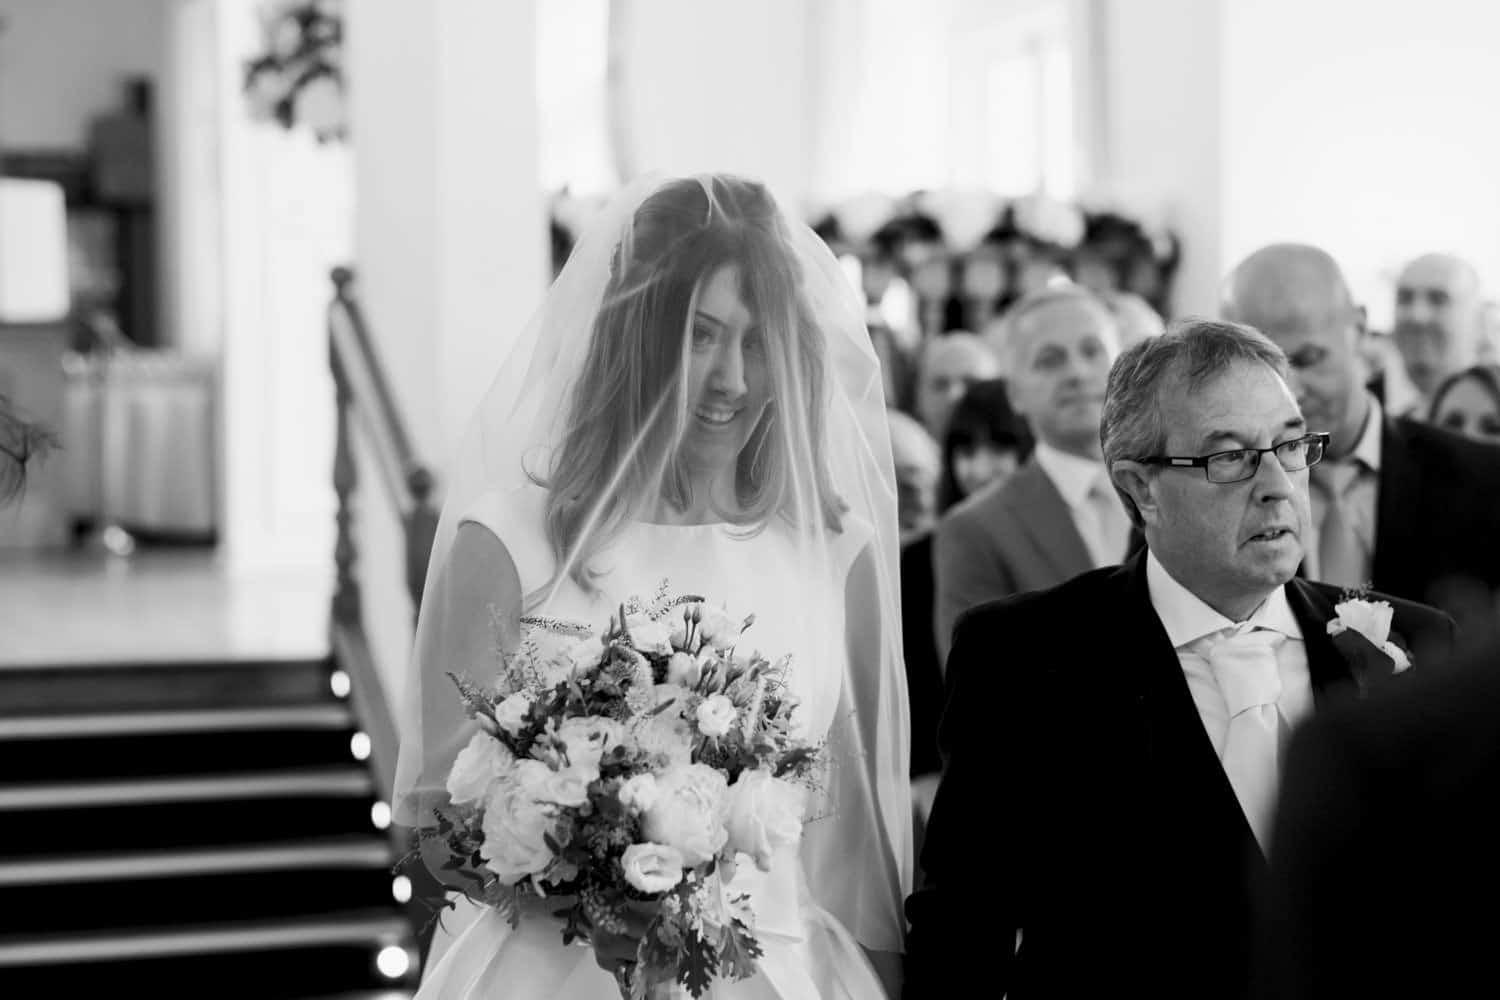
[{"left": 330, "top": 323, "right": 362, "bottom": 627}]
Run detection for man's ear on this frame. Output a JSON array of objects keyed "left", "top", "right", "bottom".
[{"left": 1111, "top": 459, "right": 1159, "bottom": 527}]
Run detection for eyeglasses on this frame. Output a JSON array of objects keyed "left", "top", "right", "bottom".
[{"left": 1140, "top": 432, "right": 1329, "bottom": 484}]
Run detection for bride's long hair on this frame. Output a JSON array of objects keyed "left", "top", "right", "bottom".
[{"left": 534, "top": 176, "right": 846, "bottom": 603}]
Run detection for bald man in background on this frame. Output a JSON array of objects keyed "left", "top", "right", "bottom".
[
  {"left": 1222, "top": 244, "right": 1500, "bottom": 616},
  {"left": 913, "top": 332, "right": 1001, "bottom": 442},
  {"left": 1391, "top": 253, "right": 1486, "bottom": 417}
]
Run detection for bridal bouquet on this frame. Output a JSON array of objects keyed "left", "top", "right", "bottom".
[{"left": 417, "top": 588, "right": 821, "bottom": 999}]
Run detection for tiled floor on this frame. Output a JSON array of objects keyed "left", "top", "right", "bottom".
[{"left": 0, "top": 548, "right": 331, "bottom": 667}]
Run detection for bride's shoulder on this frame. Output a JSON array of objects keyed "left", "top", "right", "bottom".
[{"left": 457, "top": 482, "right": 553, "bottom": 587}]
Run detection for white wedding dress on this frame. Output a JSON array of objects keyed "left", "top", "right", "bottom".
[{"left": 414, "top": 484, "right": 890, "bottom": 1000}]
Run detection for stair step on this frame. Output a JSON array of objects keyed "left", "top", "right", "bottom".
[
  {"left": 0, "top": 864, "right": 406, "bottom": 936},
  {"left": 0, "top": 658, "right": 337, "bottom": 715},
  {"left": 0, "top": 942, "right": 417, "bottom": 996},
  {"left": 0, "top": 794, "right": 385, "bottom": 857},
  {"left": 0, "top": 910, "right": 412, "bottom": 966},
  {"left": 0, "top": 725, "right": 366, "bottom": 784},
  {"left": 0, "top": 704, "right": 353, "bottom": 740},
  {"left": 0, "top": 767, "right": 373, "bottom": 811},
  {"left": 0, "top": 836, "right": 394, "bottom": 887}
]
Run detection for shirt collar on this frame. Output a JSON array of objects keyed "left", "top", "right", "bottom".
[
  {"left": 1032, "top": 441, "right": 1107, "bottom": 509},
  {"left": 1146, "top": 550, "right": 1303, "bottom": 649},
  {"left": 1348, "top": 393, "right": 1383, "bottom": 473}
]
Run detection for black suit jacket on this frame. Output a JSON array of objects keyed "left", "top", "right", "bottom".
[
  {"left": 1367, "top": 415, "right": 1500, "bottom": 611},
  {"left": 1256, "top": 636, "right": 1500, "bottom": 1000},
  {"left": 904, "top": 552, "right": 1453, "bottom": 999}
]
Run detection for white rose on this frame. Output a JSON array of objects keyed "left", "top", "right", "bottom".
[
  {"left": 479, "top": 761, "right": 560, "bottom": 885},
  {"left": 618, "top": 773, "right": 660, "bottom": 815},
  {"left": 633, "top": 713, "right": 694, "bottom": 768},
  {"left": 494, "top": 692, "right": 533, "bottom": 736},
  {"left": 568, "top": 636, "right": 605, "bottom": 673},
  {"left": 625, "top": 614, "right": 674, "bottom": 656},
  {"left": 291, "top": 73, "right": 343, "bottom": 139},
  {"left": 665, "top": 652, "right": 699, "bottom": 687},
  {"left": 641, "top": 764, "right": 729, "bottom": 866},
  {"left": 446, "top": 731, "right": 515, "bottom": 806},
  {"left": 537, "top": 764, "right": 598, "bottom": 809},
  {"left": 723, "top": 769, "right": 806, "bottom": 871},
  {"left": 1328, "top": 599, "right": 1395, "bottom": 647},
  {"left": 695, "top": 695, "right": 737, "bottom": 738},
  {"left": 620, "top": 842, "right": 685, "bottom": 894},
  {"left": 555, "top": 716, "right": 625, "bottom": 771}
]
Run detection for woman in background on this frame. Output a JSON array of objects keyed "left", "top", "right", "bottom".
[
  {"left": 938, "top": 377, "right": 1033, "bottom": 513},
  {"left": 1429, "top": 363, "right": 1500, "bottom": 445}
]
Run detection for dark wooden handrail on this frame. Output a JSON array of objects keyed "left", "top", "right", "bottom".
[
  {"left": 325, "top": 266, "right": 441, "bottom": 813},
  {"left": 327, "top": 266, "right": 440, "bottom": 625}
]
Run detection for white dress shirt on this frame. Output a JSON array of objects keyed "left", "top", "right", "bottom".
[
  {"left": 1307, "top": 395, "right": 1382, "bottom": 584},
  {"left": 1145, "top": 553, "right": 1314, "bottom": 758},
  {"left": 1033, "top": 441, "right": 1128, "bottom": 568}
]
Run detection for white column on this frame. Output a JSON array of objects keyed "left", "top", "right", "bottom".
[{"left": 347, "top": 0, "right": 546, "bottom": 711}]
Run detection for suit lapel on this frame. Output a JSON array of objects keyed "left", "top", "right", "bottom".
[
  {"left": 1285, "top": 578, "right": 1358, "bottom": 707},
  {"left": 1372, "top": 418, "right": 1421, "bottom": 598},
  {"left": 1008, "top": 460, "right": 1094, "bottom": 581}
]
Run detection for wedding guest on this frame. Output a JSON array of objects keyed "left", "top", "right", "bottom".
[
  {"left": 1390, "top": 252, "right": 1486, "bottom": 417},
  {"left": 1258, "top": 632, "right": 1500, "bottom": 1000},
  {"left": 1428, "top": 363, "right": 1500, "bottom": 445},
  {"left": 905, "top": 319, "right": 1452, "bottom": 998},
  {"left": 1222, "top": 244, "right": 1500, "bottom": 610},
  {"left": 0, "top": 393, "right": 55, "bottom": 504},
  {"left": 937, "top": 377, "right": 1033, "bottom": 513},
  {"left": 912, "top": 331, "right": 1000, "bottom": 442},
  {"left": 932, "top": 286, "right": 1130, "bottom": 660}
]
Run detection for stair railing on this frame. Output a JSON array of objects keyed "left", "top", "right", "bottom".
[{"left": 326, "top": 266, "right": 439, "bottom": 804}]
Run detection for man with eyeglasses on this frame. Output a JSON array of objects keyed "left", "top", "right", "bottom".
[
  {"left": 1222, "top": 243, "right": 1500, "bottom": 617},
  {"left": 906, "top": 319, "right": 1452, "bottom": 999}
]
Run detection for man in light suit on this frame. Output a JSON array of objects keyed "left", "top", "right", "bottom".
[
  {"left": 906, "top": 319, "right": 1453, "bottom": 998},
  {"left": 932, "top": 285, "right": 1132, "bottom": 659},
  {"left": 1222, "top": 244, "right": 1500, "bottom": 618}
]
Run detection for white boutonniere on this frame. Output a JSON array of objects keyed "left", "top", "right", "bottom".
[{"left": 1326, "top": 593, "right": 1412, "bottom": 695}]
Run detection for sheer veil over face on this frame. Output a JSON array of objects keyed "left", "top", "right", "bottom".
[{"left": 394, "top": 174, "right": 912, "bottom": 955}]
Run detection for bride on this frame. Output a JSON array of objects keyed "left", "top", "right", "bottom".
[{"left": 393, "top": 174, "right": 911, "bottom": 998}]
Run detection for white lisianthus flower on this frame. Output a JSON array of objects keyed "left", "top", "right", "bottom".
[
  {"left": 620, "top": 843, "right": 685, "bottom": 894},
  {"left": 479, "top": 761, "right": 560, "bottom": 884},
  {"left": 694, "top": 606, "right": 742, "bottom": 652},
  {"left": 555, "top": 716, "right": 625, "bottom": 771},
  {"left": 617, "top": 773, "right": 660, "bottom": 815},
  {"left": 537, "top": 763, "right": 598, "bottom": 809},
  {"left": 446, "top": 731, "right": 515, "bottom": 806},
  {"left": 641, "top": 764, "right": 729, "bottom": 866},
  {"left": 695, "top": 694, "right": 737, "bottom": 738},
  {"left": 665, "top": 652, "right": 699, "bottom": 687},
  {"left": 723, "top": 769, "right": 806, "bottom": 871},
  {"left": 1328, "top": 598, "right": 1411, "bottom": 672},
  {"left": 625, "top": 614, "right": 673, "bottom": 656},
  {"left": 1328, "top": 599, "right": 1395, "bottom": 646},
  {"left": 494, "top": 692, "right": 533, "bottom": 736}
]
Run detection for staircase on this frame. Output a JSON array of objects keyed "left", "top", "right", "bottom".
[{"left": 0, "top": 656, "right": 421, "bottom": 997}]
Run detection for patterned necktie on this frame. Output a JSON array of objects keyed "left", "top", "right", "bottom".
[
  {"left": 1311, "top": 462, "right": 1363, "bottom": 588},
  {"left": 1205, "top": 627, "right": 1285, "bottom": 851}
]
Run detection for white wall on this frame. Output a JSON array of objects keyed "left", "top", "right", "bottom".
[
  {"left": 619, "top": 0, "right": 813, "bottom": 211},
  {"left": 1220, "top": 0, "right": 1500, "bottom": 329},
  {"left": 1097, "top": 0, "right": 1225, "bottom": 317},
  {"left": 348, "top": 0, "right": 547, "bottom": 718},
  {"left": 0, "top": 0, "right": 167, "bottom": 150}
]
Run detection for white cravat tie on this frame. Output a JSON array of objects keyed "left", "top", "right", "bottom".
[
  {"left": 1087, "top": 472, "right": 1130, "bottom": 567},
  {"left": 1205, "top": 627, "right": 1285, "bottom": 851}
]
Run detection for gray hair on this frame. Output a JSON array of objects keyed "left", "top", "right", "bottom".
[
  {"left": 990, "top": 283, "right": 1118, "bottom": 375},
  {"left": 1101, "top": 317, "right": 1290, "bottom": 526}
]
